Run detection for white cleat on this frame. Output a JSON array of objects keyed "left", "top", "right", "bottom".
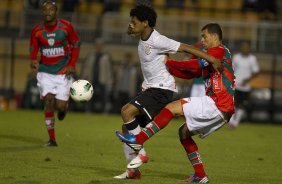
[
  {"left": 127, "top": 154, "right": 149, "bottom": 169},
  {"left": 113, "top": 169, "right": 141, "bottom": 179},
  {"left": 113, "top": 171, "right": 127, "bottom": 179}
]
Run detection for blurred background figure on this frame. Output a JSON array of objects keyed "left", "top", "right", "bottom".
[
  {"left": 229, "top": 41, "right": 260, "bottom": 129},
  {"left": 190, "top": 77, "right": 205, "bottom": 97},
  {"left": 112, "top": 52, "right": 139, "bottom": 113},
  {"left": 81, "top": 38, "right": 113, "bottom": 113},
  {"left": 22, "top": 71, "right": 42, "bottom": 109}
]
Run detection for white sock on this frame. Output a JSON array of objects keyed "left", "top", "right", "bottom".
[
  {"left": 138, "top": 148, "right": 146, "bottom": 156},
  {"left": 123, "top": 143, "right": 137, "bottom": 163},
  {"left": 125, "top": 119, "right": 142, "bottom": 135}
]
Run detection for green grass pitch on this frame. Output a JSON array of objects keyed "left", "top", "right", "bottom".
[{"left": 0, "top": 110, "right": 282, "bottom": 184}]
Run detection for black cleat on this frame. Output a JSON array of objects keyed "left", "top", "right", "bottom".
[
  {"left": 45, "top": 140, "right": 58, "bottom": 147},
  {"left": 57, "top": 111, "right": 66, "bottom": 121}
]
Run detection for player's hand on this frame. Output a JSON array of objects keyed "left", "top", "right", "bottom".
[
  {"left": 30, "top": 60, "right": 39, "bottom": 72},
  {"left": 64, "top": 66, "right": 75, "bottom": 75},
  {"left": 212, "top": 58, "right": 223, "bottom": 73}
]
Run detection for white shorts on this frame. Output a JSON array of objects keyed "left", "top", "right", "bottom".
[
  {"left": 37, "top": 72, "right": 74, "bottom": 101},
  {"left": 190, "top": 84, "right": 206, "bottom": 97},
  {"left": 182, "top": 96, "right": 226, "bottom": 138}
]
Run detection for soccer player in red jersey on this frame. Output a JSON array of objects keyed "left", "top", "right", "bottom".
[
  {"left": 116, "top": 23, "right": 235, "bottom": 183},
  {"left": 29, "top": 0, "right": 81, "bottom": 146}
]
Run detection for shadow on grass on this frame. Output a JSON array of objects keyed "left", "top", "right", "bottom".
[
  {"left": 0, "top": 134, "right": 44, "bottom": 152},
  {"left": 62, "top": 162, "right": 184, "bottom": 181},
  {"left": 143, "top": 168, "right": 185, "bottom": 180}
]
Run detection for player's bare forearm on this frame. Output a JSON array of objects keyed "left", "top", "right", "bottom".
[
  {"left": 178, "top": 43, "right": 223, "bottom": 72},
  {"left": 178, "top": 44, "right": 216, "bottom": 63}
]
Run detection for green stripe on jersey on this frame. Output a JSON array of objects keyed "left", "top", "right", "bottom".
[{"left": 39, "top": 57, "right": 68, "bottom": 74}]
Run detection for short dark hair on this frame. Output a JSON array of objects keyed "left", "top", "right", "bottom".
[
  {"left": 201, "top": 23, "right": 222, "bottom": 40},
  {"left": 130, "top": 5, "right": 157, "bottom": 28}
]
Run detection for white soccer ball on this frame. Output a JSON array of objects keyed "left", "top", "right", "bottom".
[{"left": 70, "top": 80, "right": 94, "bottom": 102}]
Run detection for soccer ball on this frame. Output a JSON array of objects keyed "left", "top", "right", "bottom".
[{"left": 70, "top": 80, "right": 94, "bottom": 102}]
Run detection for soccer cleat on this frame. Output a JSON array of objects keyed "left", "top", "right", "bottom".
[
  {"left": 45, "top": 140, "right": 58, "bottom": 147},
  {"left": 57, "top": 111, "right": 66, "bottom": 121},
  {"left": 115, "top": 131, "right": 143, "bottom": 151},
  {"left": 182, "top": 173, "right": 209, "bottom": 183},
  {"left": 113, "top": 169, "right": 141, "bottom": 179},
  {"left": 127, "top": 154, "right": 149, "bottom": 169},
  {"left": 116, "top": 131, "right": 137, "bottom": 143}
]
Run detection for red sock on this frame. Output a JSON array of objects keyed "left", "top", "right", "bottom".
[
  {"left": 45, "top": 111, "right": 55, "bottom": 141},
  {"left": 136, "top": 108, "right": 174, "bottom": 144},
  {"left": 180, "top": 137, "right": 206, "bottom": 178}
]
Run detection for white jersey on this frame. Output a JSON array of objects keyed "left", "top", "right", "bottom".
[
  {"left": 138, "top": 30, "right": 180, "bottom": 92},
  {"left": 233, "top": 53, "right": 259, "bottom": 91}
]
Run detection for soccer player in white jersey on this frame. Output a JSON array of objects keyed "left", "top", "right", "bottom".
[
  {"left": 229, "top": 41, "right": 259, "bottom": 128},
  {"left": 114, "top": 5, "right": 222, "bottom": 179}
]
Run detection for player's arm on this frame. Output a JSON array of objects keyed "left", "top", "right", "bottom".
[
  {"left": 166, "top": 58, "right": 202, "bottom": 79},
  {"left": 29, "top": 28, "right": 40, "bottom": 72},
  {"left": 66, "top": 23, "right": 81, "bottom": 75},
  {"left": 178, "top": 43, "right": 223, "bottom": 72}
]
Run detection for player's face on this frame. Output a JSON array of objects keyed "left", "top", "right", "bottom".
[
  {"left": 201, "top": 29, "right": 216, "bottom": 49},
  {"left": 127, "top": 16, "right": 146, "bottom": 37},
  {"left": 42, "top": 3, "right": 57, "bottom": 23}
]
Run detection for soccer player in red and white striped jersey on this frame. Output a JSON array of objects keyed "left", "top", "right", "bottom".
[
  {"left": 116, "top": 23, "right": 235, "bottom": 183},
  {"left": 29, "top": 0, "right": 80, "bottom": 146}
]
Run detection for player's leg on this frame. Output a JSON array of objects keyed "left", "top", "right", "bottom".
[
  {"left": 56, "top": 99, "right": 68, "bottom": 121},
  {"left": 116, "top": 99, "right": 183, "bottom": 145},
  {"left": 229, "top": 90, "right": 245, "bottom": 128},
  {"left": 116, "top": 88, "right": 175, "bottom": 144},
  {"left": 125, "top": 115, "right": 149, "bottom": 169},
  {"left": 44, "top": 93, "right": 57, "bottom": 146},
  {"left": 114, "top": 103, "right": 147, "bottom": 179},
  {"left": 179, "top": 124, "right": 208, "bottom": 182},
  {"left": 55, "top": 74, "right": 73, "bottom": 121},
  {"left": 180, "top": 96, "right": 227, "bottom": 183}
]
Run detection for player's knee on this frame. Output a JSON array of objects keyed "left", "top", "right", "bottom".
[
  {"left": 44, "top": 94, "right": 55, "bottom": 106},
  {"left": 56, "top": 102, "right": 67, "bottom": 112},
  {"left": 121, "top": 104, "right": 139, "bottom": 120},
  {"left": 178, "top": 124, "right": 189, "bottom": 139},
  {"left": 165, "top": 101, "right": 181, "bottom": 116}
]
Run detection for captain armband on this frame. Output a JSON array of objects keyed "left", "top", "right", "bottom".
[{"left": 198, "top": 58, "right": 210, "bottom": 68}]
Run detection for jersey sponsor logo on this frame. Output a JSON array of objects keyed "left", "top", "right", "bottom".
[
  {"left": 47, "top": 33, "right": 56, "bottom": 37},
  {"left": 48, "top": 38, "right": 55, "bottom": 46},
  {"left": 42, "top": 47, "right": 65, "bottom": 57},
  {"left": 212, "top": 72, "right": 222, "bottom": 92}
]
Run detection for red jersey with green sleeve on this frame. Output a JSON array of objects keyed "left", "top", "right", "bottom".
[
  {"left": 166, "top": 45, "right": 235, "bottom": 114},
  {"left": 30, "top": 18, "right": 81, "bottom": 74}
]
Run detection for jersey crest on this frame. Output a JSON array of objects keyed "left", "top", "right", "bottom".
[{"left": 47, "top": 38, "right": 55, "bottom": 46}]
